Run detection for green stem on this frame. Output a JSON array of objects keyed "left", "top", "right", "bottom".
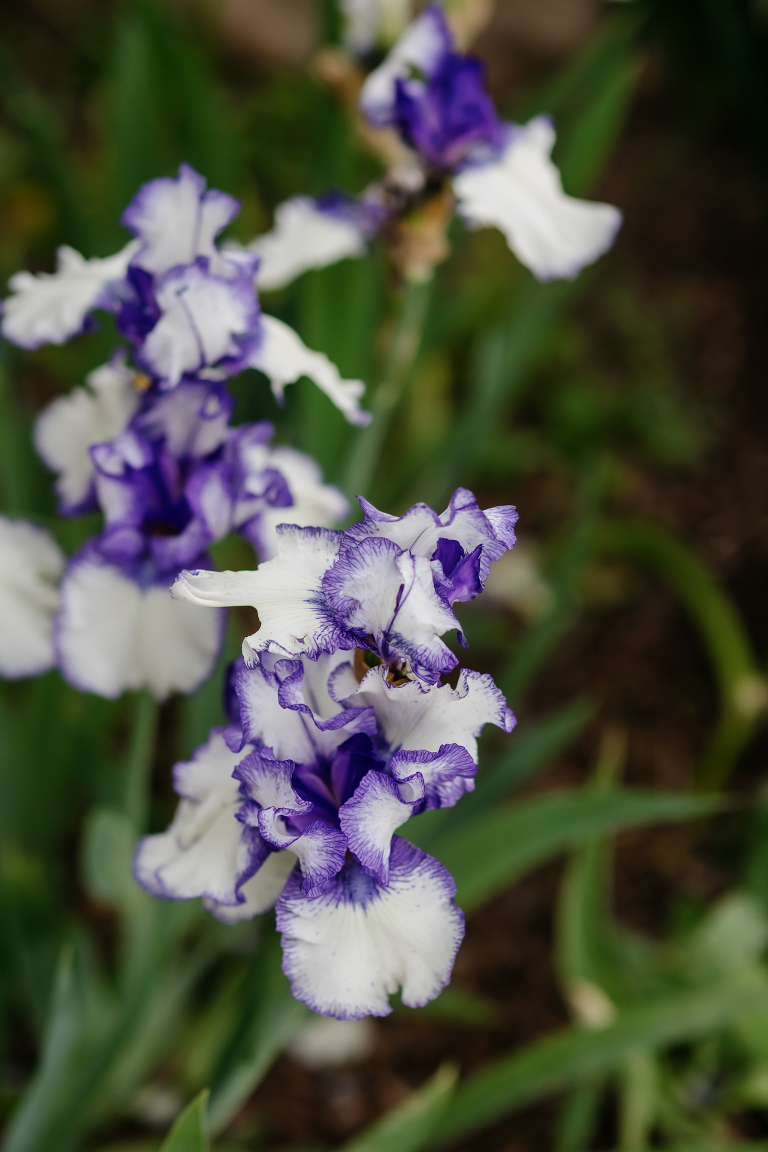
[
  {"left": 343, "top": 278, "right": 432, "bottom": 501},
  {"left": 124, "top": 690, "right": 159, "bottom": 831},
  {"left": 596, "top": 520, "right": 768, "bottom": 791}
]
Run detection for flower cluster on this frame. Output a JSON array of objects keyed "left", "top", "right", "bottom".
[
  {"left": 251, "top": 4, "right": 621, "bottom": 286},
  {"left": 136, "top": 486, "right": 516, "bottom": 1018},
  {"left": 0, "top": 166, "right": 360, "bottom": 698}
]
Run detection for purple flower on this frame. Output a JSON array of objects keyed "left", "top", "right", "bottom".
[
  {"left": 173, "top": 487, "right": 518, "bottom": 684},
  {"left": 134, "top": 650, "right": 514, "bottom": 1016}
]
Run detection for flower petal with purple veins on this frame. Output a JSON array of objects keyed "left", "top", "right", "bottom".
[
  {"left": 259, "top": 810, "right": 347, "bottom": 898},
  {"left": 136, "top": 257, "right": 261, "bottom": 389},
  {"left": 453, "top": 115, "right": 622, "bottom": 281},
  {"left": 390, "top": 743, "right": 477, "bottom": 809},
  {"left": 234, "top": 747, "right": 312, "bottom": 814},
  {"left": 339, "top": 770, "right": 423, "bottom": 884},
  {"left": 123, "top": 163, "right": 241, "bottom": 277},
  {"left": 277, "top": 837, "right": 464, "bottom": 1019},
  {"left": 360, "top": 3, "right": 453, "bottom": 127},
  {"left": 1, "top": 241, "right": 139, "bottom": 350}
]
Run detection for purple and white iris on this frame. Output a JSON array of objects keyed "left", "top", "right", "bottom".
[
  {"left": 173, "top": 486, "right": 517, "bottom": 684},
  {"left": 1, "top": 164, "right": 371, "bottom": 426},
  {"left": 358, "top": 3, "right": 622, "bottom": 281},
  {"left": 42, "top": 377, "right": 348, "bottom": 700},
  {"left": 135, "top": 645, "right": 514, "bottom": 1018}
]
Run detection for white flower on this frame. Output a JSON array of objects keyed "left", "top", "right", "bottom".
[
  {"left": 250, "top": 315, "right": 371, "bottom": 427},
  {"left": 0, "top": 518, "right": 64, "bottom": 678},
  {"left": 57, "top": 554, "right": 225, "bottom": 700},
  {"left": 453, "top": 116, "right": 622, "bottom": 281},
  {"left": 34, "top": 357, "right": 139, "bottom": 513},
  {"left": 248, "top": 197, "right": 368, "bottom": 292},
  {"left": 1, "top": 242, "right": 139, "bottom": 349}
]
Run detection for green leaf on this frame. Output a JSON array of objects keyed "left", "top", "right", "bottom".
[
  {"left": 207, "top": 931, "right": 310, "bottom": 1135},
  {"left": 429, "top": 979, "right": 768, "bottom": 1148},
  {"left": 406, "top": 789, "right": 719, "bottom": 912},
  {"left": 342, "top": 1064, "right": 457, "bottom": 1152},
  {"left": 159, "top": 1090, "right": 209, "bottom": 1152}
]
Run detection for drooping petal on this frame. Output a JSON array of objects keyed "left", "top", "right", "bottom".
[
  {"left": 137, "top": 258, "right": 260, "bottom": 388},
  {"left": 173, "top": 525, "right": 347, "bottom": 665},
  {"left": 345, "top": 665, "right": 515, "bottom": 762},
  {"left": 277, "top": 837, "right": 464, "bottom": 1019},
  {"left": 205, "top": 849, "right": 298, "bottom": 922},
  {"left": 34, "top": 356, "right": 139, "bottom": 513},
  {"left": 0, "top": 518, "right": 64, "bottom": 679},
  {"left": 360, "top": 3, "right": 452, "bottom": 127},
  {"left": 390, "top": 742, "right": 476, "bottom": 808},
  {"left": 323, "top": 538, "right": 459, "bottom": 683},
  {"left": 133, "top": 729, "right": 264, "bottom": 906},
  {"left": 250, "top": 315, "right": 371, "bottom": 427},
  {"left": 57, "top": 552, "right": 225, "bottom": 699},
  {"left": 338, "top": 770, "right": 423, "bottom": 883},
  {"left": 123, "top": 163, "right": 241, "bottom": 276},
  {"left": 453, "top": 116, "right": 622, "bottom": 281},
  {"left": 1, "top": 241, "right": 139, "bottom": 349},
  {"left": 248, "top": 197, "right": 368, "bottom": 292}
]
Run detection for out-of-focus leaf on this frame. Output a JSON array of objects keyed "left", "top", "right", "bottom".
[
  {"left": 410, "top": 986, "right": 499, "bottom": 1028},
  {"left": 342, "top": 1064, "right": 457, "bottom": 1152},
  {"left": 159, "top": 1090, "right": 209, "bottom": 1152},
  {"left": 428, "top": 979, "right": 768, "bottom": 1148},
  {"left": 596, "top": 520, "right": 768, "bottom": 788},
  {"left": 207, "top": 930, "right": 310, "bottom": 1135},
  {"left": 406, "top": 789, "right": 719, "bottom": 912}
]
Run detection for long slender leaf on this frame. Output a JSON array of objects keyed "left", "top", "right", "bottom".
[
  {"left": 429, "top": 980, "right": 768, "bottom": 1148},
  {"left": 159, "top": 1090, "right": 210, "bottom": 1152},
  {"left": 342, "top": 1065, "right": 457, "bottom": 1152},
  {"left": 406, "top": 789, "right": 719, "bottom": 912}
]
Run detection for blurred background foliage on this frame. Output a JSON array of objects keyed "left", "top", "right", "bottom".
[{"left": 3, "top": 0, "right": 768, "bottom": 1149}]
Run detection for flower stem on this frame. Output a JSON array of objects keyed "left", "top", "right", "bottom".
[
  {"left": 124, "top": 689, "right": 159, "bottom": 831},
  {"left": 343, "top": 277, "right": 432, "bottom": 501}
]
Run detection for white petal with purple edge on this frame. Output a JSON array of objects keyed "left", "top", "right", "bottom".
[
  {"left": 346, "top": 665, "right": 515, "bottom": 762},
  {"left": 390, "top": 743, "right": 477, "bottom": 808},
  {"left": 235, "top": 748, "right": 311, "bottom": 812},
  {"left": 453, "top": 116, "right": 622, "bottom": 282},
  {"left": 250, "top": 315, "right": 371, "bottom": 427},
  {"left": 0, "top": 518, "right": 64, "bottom": 679},
  {"left": 34, "top": 358, "right": 139, "bottom": 512},
  {"left": 242, "top": 444, "right": 349, "bottom": 561},
  {"left": 2, "top": 241, "right": 139, "bottom": 349},
  {"left": 339, "top": 770, "right": 423, "bottom": 883},
  {"left": 248, "top": 197, "right": 367, "bottom": 291},
  {"left": 259, "top": 811, "right": 347, "bottom": 897},
  {"left": 349, "top": 488, "right": 517, "bottom": 582},
  {"left": 58, "top": 557, "right": 224, "bottom": 699},
  {"left": 277, "top": 838, "right": 464, "bottom": 1019},
  {"left": 324, "top": 539, "right": 459, "bottom": 681},
  {"left": 124, "top": 164, "right": 240, "bottom": 276},
  {"left": 140, "top": 262, "right": 258, "bottom": 388},
  {"left": 133, "top": 729, "right": 258, "bottom": 905},
  {"left": 136, "top": 382, "right": 231, "bottom": 459},
  {"left": 359, "top": 3, "right": 451, "bottom": 126},
  {"left": 174, "top": 525, "right": 344, "bottom": 664},
  {"left": 206, "top": 849, "right": 297, "bottom": 923}
]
